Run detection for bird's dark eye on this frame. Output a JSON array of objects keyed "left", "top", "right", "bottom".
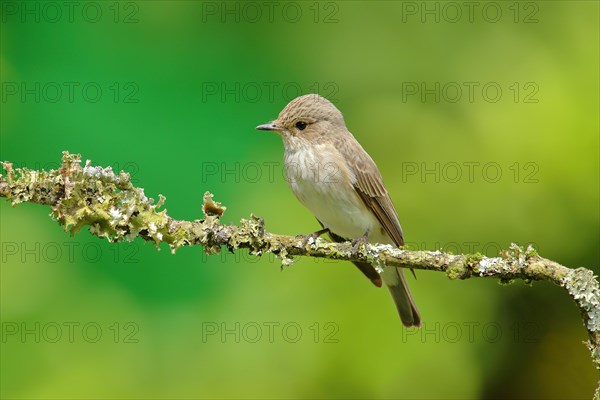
[{"left": 295, "top": 121, "right": 307, "bottom": 131}]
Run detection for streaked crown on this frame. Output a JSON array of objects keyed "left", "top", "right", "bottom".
[{"left": 277, "top": 94, "right": 345, "bottom": 127}]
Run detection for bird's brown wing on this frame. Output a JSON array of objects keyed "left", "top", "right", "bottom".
[
  {"left": 332, "top": 134, "right": 420, "bottom": 326},
  {"left": 350, "top": 147, "right": 405, "bottom": 247},
  {"left": 349, "top": 140, "right": 419, "bottom": 281}
]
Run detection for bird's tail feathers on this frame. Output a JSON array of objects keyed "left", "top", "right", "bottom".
[{"left": 382, "top": 267, "right": 421, "bottom": 328}]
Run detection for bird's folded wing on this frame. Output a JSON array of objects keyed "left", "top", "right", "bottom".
[{"left": 351, "top": 149, "right": 405, "bottom": 247}]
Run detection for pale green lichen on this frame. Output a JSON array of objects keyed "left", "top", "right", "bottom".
[
  {"left": 446, "top": 258, "right": 468, "bottom": 280},
  {"left": 3, "top": 152, "right": 600, "bottom": 383},
  {"left": 202, "top": 192, "right": 226, "bottom": 217},
  {"left": 2, "top": 152, "right": 174, "bottom": 251},
  {"left": 279, "top": 249, "right": 295, "bottom": 267},
  {"left": 52, "top": 155, "right": 169, "bottom": 248},
  {"left": 474, "top": 244, "right": 539, "bottom": 284},
  {"left": 364, "top": 243, "right": 395, "bottom": 274},
  {"left": 474, "top": 256, "right": 503, "bottom": 275},
  {"left": 562, "top": 268, "right": 600, "bottom": 372},
  {"left": 231, "top": 215, "right": 264, "bottom": 255},
  {"left": 465, "top": 252, "right": 484, "bottom": 266},
  {"left": 1, "top": 161, "right": 61, "bottom": 205},
  {"left": 198, "top": 214, "right": 226, "bottom": 255},
  {"left": 562, "top": 268, "right": 600, "bottom": 333}
]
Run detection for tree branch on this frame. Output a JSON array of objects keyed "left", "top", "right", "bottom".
[{"left": 1, "top": 151, "right": 599, "bottom": 393}]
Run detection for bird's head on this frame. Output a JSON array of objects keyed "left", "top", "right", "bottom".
[{"left": 256, "top": 94, "right": 346, "bottom": 142}]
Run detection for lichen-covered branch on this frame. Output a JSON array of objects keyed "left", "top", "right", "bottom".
[{"left": 1, "top": 152, "right": 599, "bottom": 382}]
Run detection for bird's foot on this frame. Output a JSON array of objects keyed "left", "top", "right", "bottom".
[
  {"left": 300, "top": 228, "right": 330, "bottom": 247},
  {"left": 351, "top": 232, "right": 370, "bottom": 253}
]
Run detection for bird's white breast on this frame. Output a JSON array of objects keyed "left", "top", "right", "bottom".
[{"left": 284, "top": 143, "right": 382, "bottom": 240}]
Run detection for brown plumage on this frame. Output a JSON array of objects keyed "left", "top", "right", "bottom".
[{"left": 257, "top": 94, "right": 421, "bottom": 327}]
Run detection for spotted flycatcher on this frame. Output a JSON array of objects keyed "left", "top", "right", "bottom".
[{"left": 256, "top": 94, "right": 420, "bottom": 327}]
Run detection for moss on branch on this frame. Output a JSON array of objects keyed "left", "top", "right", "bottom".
[{"left": 1, "top": 151, "right": 599, "bottom": 385}]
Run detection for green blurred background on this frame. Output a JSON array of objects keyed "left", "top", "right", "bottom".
[{"left": 1, "top": 1, "right": 598, "bottom": 399}]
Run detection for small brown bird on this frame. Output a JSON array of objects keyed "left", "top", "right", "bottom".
[{"left": 256, "top": 94, "right": 420, "bottom": 327}]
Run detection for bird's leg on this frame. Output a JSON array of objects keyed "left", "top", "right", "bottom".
[
  {"left": 351, "top": 231, "right": 370, "bottom": 252},
  {"left": 301, "top": 227, "right": 330, "bottom": 247}
]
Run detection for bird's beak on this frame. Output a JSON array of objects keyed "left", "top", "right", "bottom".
[{"left": 256, "top": 121, "right": 281, "bottom": 132}]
